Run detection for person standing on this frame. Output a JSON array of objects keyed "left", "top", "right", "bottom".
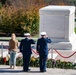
[
  {"left": 36, "top": 32, "right": 52, "bottom": 72},
  {"left": 8, "top": 33, "right": 18, "bottom": 69},
  {"left": 20, "top": 33, "right": 35, "bottom": 72}
]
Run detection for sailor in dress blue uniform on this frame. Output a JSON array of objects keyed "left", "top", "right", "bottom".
[
  {"left": 36, "top": 32, "right": 52, "bottom": 72},
  {"left": 20, "top": 33, "right": 35, "bottom": 72}
]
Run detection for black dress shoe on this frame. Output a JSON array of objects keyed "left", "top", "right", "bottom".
[
  {"left": 40, "top": 70, "right": 46, "bottom": 72},
  {"left": 22, "top": 69, "right": 30, "bottom": 72},
  {"left": 28, "top": 69, "right": 31, "bottom": 71},
  {"left": 22, "top": 70, "right": 28, "bottom": 72}
]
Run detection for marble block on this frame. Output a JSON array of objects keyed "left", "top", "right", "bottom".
[{"left": 39, "top": 5, "right": 75, "bottom": 50}]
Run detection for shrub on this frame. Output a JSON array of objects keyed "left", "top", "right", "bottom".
[
  {"left": 0, "top": 56, "right": 76, "bottom": 69},
  {"left": 0, "top": 0, "right": 46, "bottom": 35},
  {"left": 16, "top": 57, "right": 23, "bottom": 66},
  {"left": 74, "top": 27, "right": 76, "bottom": 33}
]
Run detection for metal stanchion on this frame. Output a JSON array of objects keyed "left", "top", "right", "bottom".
[
  {"left": 51, "top": 47, "right": 54, "bottom": 68},
  {"left": 50, "top": 42, "right": 55, "bottom": 68},
  {"left": 51, "top": 47, "right": 53, "bottom": 59},
  {"left": 1, "top": 43, "right": 3, "bottom": 57},
  {"left": 50, "top": 42, "right": 54, "bottom": 60}
]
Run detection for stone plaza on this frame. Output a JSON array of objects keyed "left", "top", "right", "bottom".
[{"left": 0, "top": 65, "right": 75, "bottom": 75}]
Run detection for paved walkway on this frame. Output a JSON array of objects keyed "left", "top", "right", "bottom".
[{"left": 0, "top": 65, "right": 76, "bottom": 75}]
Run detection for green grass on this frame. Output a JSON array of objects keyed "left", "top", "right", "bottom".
[
  {"left": 0, "top": 37, "right": 11, "bottom": 41},
  {"left": 0, "top": 36, "right": 38, "bottom": 42},
  {"left": 32, "top": 34, "right": 39, "bottom": 38}
]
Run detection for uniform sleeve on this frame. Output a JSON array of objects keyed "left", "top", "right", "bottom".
[
  {"left": 46, "top": 38, "right": 52, "bottom": 43},
  {"left": 20, "top": 40, "right": 23, "bottom": 53},
  {"left": 30, "top": 39, "right": 35, "bottom": 44},
  {"left": 36, "top": 39, "right": 40, "bottom": 52}
]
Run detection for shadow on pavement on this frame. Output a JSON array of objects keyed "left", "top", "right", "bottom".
[
  {"left": 0, "top": 69, "right": 22, "bottom": 73},
  {"left": 28, "top": 71, "right": 41, "bottom": 73},
  {"left": 0, "top": 68, "right": 41, "bottom": 73}
]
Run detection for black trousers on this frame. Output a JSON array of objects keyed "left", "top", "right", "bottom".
[
  {"left": 39, "top": 55, "right": 47, "bottom": 71},
  {"left": 23, "top": 54, "right": 31, "bottom": 71}
]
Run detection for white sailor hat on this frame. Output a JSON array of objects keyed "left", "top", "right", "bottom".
[
  {"left": 40, "top": 32, "right": 46, "bottom": 36},
  {"left": 24, "top": 33, "right": 30, "bottom": 36}
]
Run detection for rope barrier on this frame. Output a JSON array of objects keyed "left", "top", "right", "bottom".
[
  {"left": 3, "top": 45, "right": 9, "bottom": 50},
  {"left": 31, "top": 48, "right": 51, "bottom": 55},
  {"left": 31, "top": 49, "right": 39, "bottom": 55},
  {"left": 54, "top": 48, "right": 76, "bottom": 58},
  {"left": 2, "top": 45, "right": 76, "bottom": 58},
  {"left": 3, "top": 45, "right": 39, "bottom": 55}
]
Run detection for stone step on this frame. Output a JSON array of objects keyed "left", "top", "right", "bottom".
[
  {"left": 48, "top": 42, "right": 72, "bottom": 50},
  {"left": 51, "top": 38, "right": 69, "bottom": 42}
]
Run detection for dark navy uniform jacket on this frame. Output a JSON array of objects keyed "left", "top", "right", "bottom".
[
  {"left": 20, "top": 38, "right": 35, "bottom": 55},
  {"left": 36, "top": 37, "right": 52, "bottom": 55}
]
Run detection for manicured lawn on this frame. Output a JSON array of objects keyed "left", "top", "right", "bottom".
[{"left": 0, "top": 36, "right": 38, "bottom": 42}]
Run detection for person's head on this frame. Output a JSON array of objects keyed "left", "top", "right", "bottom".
[
  {"left": 40, "top": 32, "right": 46, "bottom": 38},
  {"left": 24, "top": 33, "right": 30, "bottom": 38},
  {"left": 11, "top": 33, "right": 16, "bottom": 40}
]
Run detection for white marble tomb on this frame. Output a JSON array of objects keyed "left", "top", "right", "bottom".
[{"left": 39, "top": 5, "right": 75, "bottom": 50}]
